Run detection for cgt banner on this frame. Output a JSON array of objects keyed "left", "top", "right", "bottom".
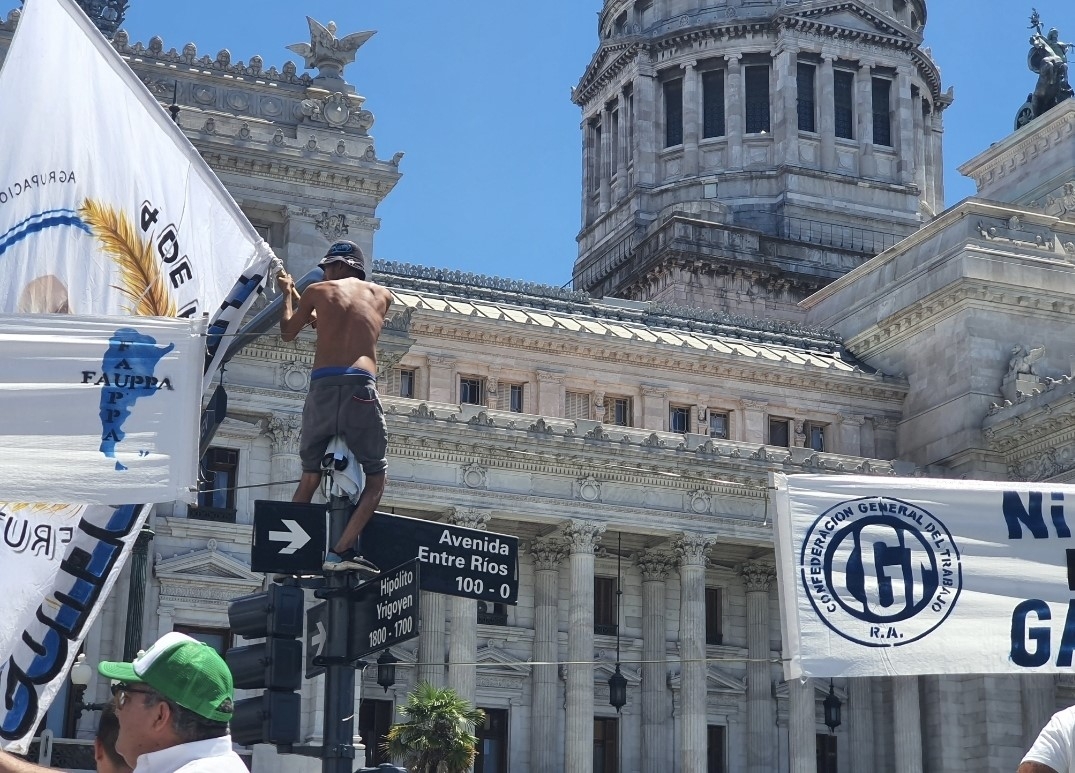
[
  {"left": 0, "top": 315, "right": 203, "bottom": 505},
  {"left": 0, "top": 0, "right": 275, "bottom": 751},
  {"left": 774, "top": 474, "right": 1075, "bottom": 679}
]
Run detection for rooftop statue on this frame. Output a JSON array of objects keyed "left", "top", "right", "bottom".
[
  {"left": 1015, "top": 8, "right": 1074, "bottom": 129},
  {"left": 287, "top": 17, "right": 375, "bottom": 87}
]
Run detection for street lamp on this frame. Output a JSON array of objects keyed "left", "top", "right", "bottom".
[
  {"left": 608, "top": 533, "right": 627, "bottom": 712},
  {"left": 823, "top": 680, "right": 842, "bottom": 734},
  {"left": 67, "top": 654, "right": 108, "bottom": 732},
  {"left": 376, "top": 649, "right": 399, "bottom": 693}
]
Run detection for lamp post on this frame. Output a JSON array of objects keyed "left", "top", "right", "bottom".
[
  {"left": 608, "top": 533, "right": 627, "bottom": 712},
  {"left": 823, "top": 680, "right": 842, "bottom": 734},
  {"left": 65, "top": 654, "right": 108, "bottom": 736},
  {"left": 376, "top": 649, "right": 399, "bottom": 693}
]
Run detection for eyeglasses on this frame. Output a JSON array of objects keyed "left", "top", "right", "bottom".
[{"left": 110, "top": 683, "right": 156, "bottom": 709}]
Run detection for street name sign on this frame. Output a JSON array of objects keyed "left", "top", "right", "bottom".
[
  {"left": 305, "top": 601, "right": 328, "bottom": 679},
  {"left": 251, "top": 501, "right": 326, "bottom": 574},
  {"left": 360, "top": 511, "right": 520, "bottom": 604},
  {"left": 349, "top": 560, "right": 421, "bottom": 660}
]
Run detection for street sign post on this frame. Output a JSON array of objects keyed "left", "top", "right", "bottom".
[
  {"left": 349, "top": 560, "right": 421, "bottom": 661},
  {"left": 360, "top": 511, "right": 520, "bottom": 604},
  {"left": 305, "top": 602, "right": 328, "bottom": 679},
  {"left": 252, "top": 501, "right": 326, "bottom": 574}
]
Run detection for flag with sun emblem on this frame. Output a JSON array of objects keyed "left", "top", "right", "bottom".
[{"left": 0, "top": 0, "right": 276, "bottom": 751}]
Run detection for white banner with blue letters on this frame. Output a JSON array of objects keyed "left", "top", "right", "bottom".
[
  {"left": 0, "top": 0, "right": 275, "bottom": 751},
  {"left": 774, "top": 474, "right": 1075, "bottom": 678}
]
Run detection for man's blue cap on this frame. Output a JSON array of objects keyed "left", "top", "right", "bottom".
[{"left": 319, "top": 240, "right": 366, "bottom": 278}]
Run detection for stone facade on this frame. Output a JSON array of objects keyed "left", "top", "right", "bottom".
[{"left": 4, "top": 3, "right": 1075, "bottom": 773}]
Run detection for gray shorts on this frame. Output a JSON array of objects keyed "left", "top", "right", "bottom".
[{"left": 299, "top": 372, "right": 388, "bottom": 476}]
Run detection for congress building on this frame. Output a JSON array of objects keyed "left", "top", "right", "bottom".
[{"left": 3, "top": 1, "right": 1075, "bottom": 772}]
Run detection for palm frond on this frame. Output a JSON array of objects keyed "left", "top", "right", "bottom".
[
  {"left": 383, "top": 683, "right": 483, "bottom": 773},
  {"left": 79, "top": 198, "right": 177, "bottom": 317}
]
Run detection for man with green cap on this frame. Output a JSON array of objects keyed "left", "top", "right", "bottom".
[{"left": 95, "top": 632, "right": 247, "bottom": 773}]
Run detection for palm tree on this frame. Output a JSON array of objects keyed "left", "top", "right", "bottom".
[{"left": 383, "top": 682, "right": 485, "bottom": 773}]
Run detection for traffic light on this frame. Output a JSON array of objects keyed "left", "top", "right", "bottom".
[{"left": 225, "top": 584, "right": 304, "bottom": 746}]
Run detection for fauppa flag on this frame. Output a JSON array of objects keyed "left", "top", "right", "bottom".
[
  {"left": 0, "top": 0, "right": 275, "bottom": 750},
  {"left": 0, "top": 315, "right": 204, "bottom": 505},
  {"left": 774, "top": 474, "right": 1075, "bottom": 679},
  {"left": 0, "top": 1, "right": 273, "bottom": 388}
]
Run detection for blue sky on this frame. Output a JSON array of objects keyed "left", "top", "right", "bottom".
[{"left": 93, "top": 0, "right": 1075, "bottom": 286}]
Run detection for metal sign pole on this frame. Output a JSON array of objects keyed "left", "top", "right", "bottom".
[{"left": 322, "top": 494, "right": 357, "bottom": 773}]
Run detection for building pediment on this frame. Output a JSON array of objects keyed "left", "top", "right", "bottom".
[
  {"left": 781, "top": 1, "right": 913, "bottom": 44},
  {"left": 476, "top": 644, "right": 531, "bottom": 678},
  {"left": 155, "top": 544, "right": 263, "bottom": 583},
  {"left": 668, "top": 664, "right": 745, "bottom": 694},
  {"left": 774, "top": 680, "right": 846, "bottom": 702}
]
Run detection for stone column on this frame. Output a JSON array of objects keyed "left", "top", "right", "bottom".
[
  {"left": 582, "top": 117, "right": 593, "bottom": 226},
  {"left": 536, "top": 370, "right": 565, "bottom": 418},
  {"left": 819, "top": 54, "right": 836, "bottom": 172},
  {"left": 873, "top": 417, "right": 898, "bottom": 465},
  {"left": 614, "top": 92, "right": 628, "bottom": 201},
  {"left": 773, "top": 45, "right": 798, "bottom": 166},
  {"left": 787, "top": 678, "right": 815, "bottom": 773},
  {"left": 726, "top": 54, "right": 744, "bottom": 169},
  {"left": 599, "top": 104, "right": 612, "bottom": 215},
  {"left": 836, "top": 414, "right": 864, "bottom": 457},
  {"left": 741, "top": 562, "right": 776, "bottom": 773},
  {"left": 912, "top": 88, "right": 926, "bottom": 200},
  {"left": 682, "top": 61, "right": 700, "bottom": 176},
  {"left": 895, "top": 67, "right": 915, "bottom": 185},
  {"left": 447, "top": 508, "right": 490, "bottom": 705},
  {"left": 893, "top": 676, "right": 923, "bottom": 773},
  {"left": 857, "top": 63, "right": 874, "bottom": 177},
  {"left": 426, "top": 354, "right": 456, "bottom": 403},
  {"left": 530, "top": 538, "right": 569, "bottom": 773},
  {"left": 417, "top": 590, "right": 446, "bottom": 687},
  {"left": 638, "top": 550, "right": 676, "bottom": 773},
  {"left": 264, "top": 413, "right": 303, "bottom": 502},
  {"left": 930, "top": 108, "right": 946, "bottom": 208},
  {"left": 674, "top": 534, "right": 715, "bottom": 773},
  {"left": 1022, "top": 674, "right": 1056, "bottom": 751},
  {"left": 640, "top": 385, "right": 668, "bottom": 431},
  {"left": 635, "top": 70, "right": 658, "bottom": 187},
  {"left": 563, "top": 520, "right": 605, "bottom": 773},
  {"left": 847, "top": 679, "right": 874, "bottom": 773},
  {"left": 740, "top": 400, "right": 767, "bottom": 443}
]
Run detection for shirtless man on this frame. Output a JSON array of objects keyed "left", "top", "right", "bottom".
[{"left": 279, "top": 240, "right": 393, "bottom": 572}]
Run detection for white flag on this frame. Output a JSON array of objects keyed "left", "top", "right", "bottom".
[
  {"left": 0, "top": 314, "right": 204, "bottom": 505},
  {"left": 0, "top": 0, "right": 275, "bottom": 750},
  {"left": 0, "top": 0, "right": 273, "bottom": 389},
  {"left": 774, "top": 474, "right": 1075, "bottom": 679}
]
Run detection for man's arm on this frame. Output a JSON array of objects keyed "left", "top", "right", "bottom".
[
  {"left": 279, "top": 279, "right": 317, "bottom": 342},
  {"left": 0, "top": 750, "right": 52, "bottom": 773}
]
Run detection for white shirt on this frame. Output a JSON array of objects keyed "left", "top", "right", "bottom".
[
  {"left": 1023, "top": 707, "right": 1075, "bottom": 773},
  {"left": 133, "top": 736, "right": 248, "bottom": 773}
]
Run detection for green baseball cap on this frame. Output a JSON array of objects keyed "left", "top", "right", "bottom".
[{"left": 98, "top": 632, "right": 234, "bottom": 723}]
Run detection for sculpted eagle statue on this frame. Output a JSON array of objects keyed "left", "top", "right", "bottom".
[
  {"left": 287, "top": 18, "right": 376, "bottom": 83},
  {"left": 1007, "top": 344, "right": 1046, "bottom": 377}
]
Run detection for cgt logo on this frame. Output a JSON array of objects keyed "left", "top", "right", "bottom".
[{"left": 799, "top": 496, "right": 963, "bottom": 647}]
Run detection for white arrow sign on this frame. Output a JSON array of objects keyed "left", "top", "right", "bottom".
[
  {"left": 310, "top": 620, "right": 327, "bottom": 657},
  {"left": 268, "top": 519, "right": 311, "bottom": 554}
]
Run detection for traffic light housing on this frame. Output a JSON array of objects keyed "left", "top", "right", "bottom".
[{"left": 225, "top": 584, "right": 304, "bottom": 746}]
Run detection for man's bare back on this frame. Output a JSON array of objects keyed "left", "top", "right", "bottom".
[{"left": 279, "top": 271, "right": 393, "bottom": 372}]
